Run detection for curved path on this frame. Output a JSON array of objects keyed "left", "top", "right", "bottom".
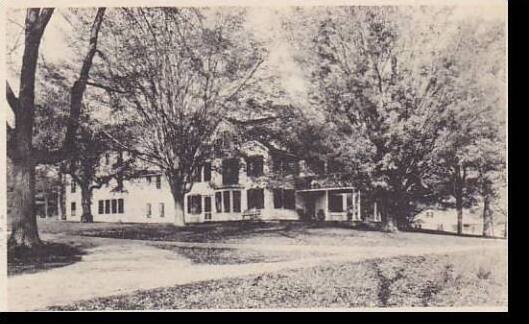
[{"left": 7, "top": 234, "right": 506, "bottom": 311}]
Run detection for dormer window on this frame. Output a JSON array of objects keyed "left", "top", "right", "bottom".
[
  {"left": 247, "top": 155, "right": 264, "bottom": 177},
  {"left": 272, "top": 157, "right": 299, "bottom": 176},
  {"left": 222, "top": 158, "right": 239, "bottom": 185}
]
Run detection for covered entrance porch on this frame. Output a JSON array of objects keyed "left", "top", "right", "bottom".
[{"left": 296, "top": 187, "right": 362, "bottom": 222}]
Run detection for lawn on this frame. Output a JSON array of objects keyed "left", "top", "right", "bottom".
[
  {"left": 47, "top": 248, "right": 507, "bottom": 310},
  {"left": 37, "top": 218, "right": 504, "bottom": 248}
]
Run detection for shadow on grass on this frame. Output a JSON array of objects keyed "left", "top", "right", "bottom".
[
  {"left": 79, "top": 220, "right": 316, "bottom": 242},
  {"left": 156, "top": 245, "right": 296, "bottom": 265},
  {"left": 77, "top": 220, "right": 372, "bottom": 243},
  {"left": 407, "top": 228, "right": 506, "bottom": 240},
  {"left": 8, "top": 242, "right": 87, "bottom": 276}
]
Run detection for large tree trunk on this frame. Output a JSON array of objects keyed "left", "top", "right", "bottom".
[
  {"left": 80, "top": 185, "right": 94, "bottom": 223},
  {"left": 482, "top": 193, "right": 494, "bottom": 237},
  {"left": 8, "top": 9, "right": 54, "bottom": 249},
  {"left": 8, "top": 160, "right": 41, "bottom": 248},
  {"left": 58, "top": 172, "right": 66, "bottom": 220},
  {"left": 173, "top": 197, "right": 186, "bottom": 227},
  {"left": 168, "top": 178, "right": 186, "bottom": 226},
  {"left": 380, "top": 200, "right": 398, "bottom": 233},
  {"left": 454, "top": 163, "right": 464, "bottom": 235}
]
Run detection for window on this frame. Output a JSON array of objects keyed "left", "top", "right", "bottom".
[
  {"left": 284, "top": 190, "right": 295, "bottom": 210},
  {"left": 273, "top": 189, "right": 295, "bottom": 210},
  {"left": 156, "top": 175, "right": 161, "bottom": 189},
  {"left": 99, "top": 199, "right": 123, "bottom": 215},
  {"left": 111, "top": 199, "right": 117, "bottom": 214},
  {"left": 71, "top": 181, "right": 76, "bottom": 193},
  {"left": 215, "top": 192, "right": 222, "bottom": 213},
  {"left": 272, "top": 158, "right": 299, "bottom": 175},
  {"left": 233, "top": 191, "right": 241, "bottom": 212},
  {"left": 222, "top": 158, "right": 239, "bottom": 185},
  {"left": 105, "top": 200, "right": 111, "bottom": 214},
  {"left": 204, "top": 196, "right": 212, "bottom": 220},
  {"left": 223, "top": 191, "right": 231, "bottom": 212},
  {"left": 247, "top": 188, "right": 264, "bottom": 210},
  {"left": 187, "top": 195, "right": 202, "bottom": 214},
  {"left": 98, "top": 200, "right": 104, "bottom": 214},
  {"left": 204, "top": 196, "right": 212, "bottom": 212},
  {"left": 159, "top": 203, "right": 165, "bottom": 217},
  {"left": 284, "top": 159, "right": 299, "bottom": 175},
  {"left": 71, "top": 202, "right": 76, "bottom": 216},
  {"left": 146, "top": 203, "right": 152, "bottom": 218},
  {"left": 203, "top": 162, "right": 212, "bottom": 182},
  {"left": 146, "top": 176, "right": 152, "bottom": 184},
  {"left": 273, "top": 189, "right": 283, "bottom": 209},
  {"left": 329, "top": 194, "right": 344, "bottom": 212},
  {"left": 247, "top": 156, "right": 264, "bottom": 177},
  {"left": 118, "top": 199, "right": 124, "bottom": 214}
]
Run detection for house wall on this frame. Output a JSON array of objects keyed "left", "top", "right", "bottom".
[
  {"left": 64, "top": 141, "right": 301, "bottom": 224},
  {"left": 65, "top": 176, "right": 175, "bottom": 224},
  {"left": 413, "top": 209, "right": 484, "bottom": 235}
]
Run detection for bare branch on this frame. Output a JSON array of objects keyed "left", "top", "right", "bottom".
[
  {"left": 6, "top": 81, "right": 19, "bottom": 115},
  {"left": 35, "top": 8, "right": 106, "bottom": 165}
]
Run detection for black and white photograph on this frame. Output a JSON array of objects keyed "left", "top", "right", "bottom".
[{"left": 1, "top": 0, "right": 507, "bottom": 312}]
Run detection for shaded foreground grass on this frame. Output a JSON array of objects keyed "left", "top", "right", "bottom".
[
  {"left": 48, "top": 248, "right": 506, "bottom": 310},
  {"left": 38, "top": 219, "right": 504, "bottom": 249},
  {"left": 156, "top": 245, "right": 301, "bottom": 264},
  {"left": 8, "top": 242, "right": 87, "bottom": 276}
]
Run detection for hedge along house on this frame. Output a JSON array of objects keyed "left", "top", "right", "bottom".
[{"left": 63, "top": 139, "right": 382, "bottom": 224}]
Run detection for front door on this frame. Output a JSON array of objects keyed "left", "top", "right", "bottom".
[{"left": 305, "top": 193, "right": 316, "bottom": 221}]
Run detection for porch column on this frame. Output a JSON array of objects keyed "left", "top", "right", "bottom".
[
  {"left": 357, "top": 190, "right": 361, "bottom": 220},
  {"left": 351, "top": 189, "right": 355, "bottom": 223},
  {"left": 373, "top": 201, "right": 378, "bottom": 222},
  {"left": 325, "top": 190, "right": 329, "bottom": 221},
  {"left": 352, "top": 191, "right": 357, "bottom": 220},
  {"left": 44, "top": 194, "right": 49, "bottom": 218}
]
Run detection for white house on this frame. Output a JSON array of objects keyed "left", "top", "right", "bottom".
[
  {"left": 412, "top": 208, "right": 509, "bottom": 237},
  {"left": 63, "top": 140, "right": 382, "bottom": 225}
]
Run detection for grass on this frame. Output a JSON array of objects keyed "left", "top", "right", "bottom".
[
  {"left": 47, "top": 248, "right": 506, "bottom": 310},
  {"left": 156, "top": 246, "right": 297, "bottom": 264},
  {"left": 38, "top": 219, "right": 504, "bottom": 249},
  {"left": 8, "top": 242, "right": 87, "bottom": 276}
]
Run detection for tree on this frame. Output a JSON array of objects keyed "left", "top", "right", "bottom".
[
  {"left": 295, "top": 7, "right": 466, "bottom": 231},
  {"left": 64, "top": 118, "right": 141, "bottom": 223},
  {"left": 289, "top": 7, "right": 506, "bottom": 233},
  {"left": 6, "top": 8, "right": 106, "bottom": 248},
  {"left": 90, "top": 8, "right": 267, "bottom": 225},
  {"left": 428, "top": 17, "right": 505, "bottom": 235}
]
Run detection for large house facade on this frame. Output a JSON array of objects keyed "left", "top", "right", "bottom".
[{"left": 63, "top": 140, "right": 382, "bottom": 225}]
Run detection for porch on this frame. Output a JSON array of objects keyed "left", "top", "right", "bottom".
[{"left": 296, "top": 187, "right": 362, "bottom": 222}]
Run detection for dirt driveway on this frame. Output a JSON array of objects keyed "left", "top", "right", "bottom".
[{"left": 7, "top": 232, "right": 506, "bottom": 311}]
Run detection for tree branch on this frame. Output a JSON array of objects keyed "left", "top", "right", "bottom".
[
  {"left": 6, "top": 81, "right": 19, "bottom": 115},
  {"left": 34, "top": 8, "right": 106, "bottom": 165},
  {"left": 86, "top": 81, "right": 126, "bottom": 93}
]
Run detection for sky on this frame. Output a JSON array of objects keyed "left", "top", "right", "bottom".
[{"left": 5, "top": 3, "right": 506, "bottom": 124}]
